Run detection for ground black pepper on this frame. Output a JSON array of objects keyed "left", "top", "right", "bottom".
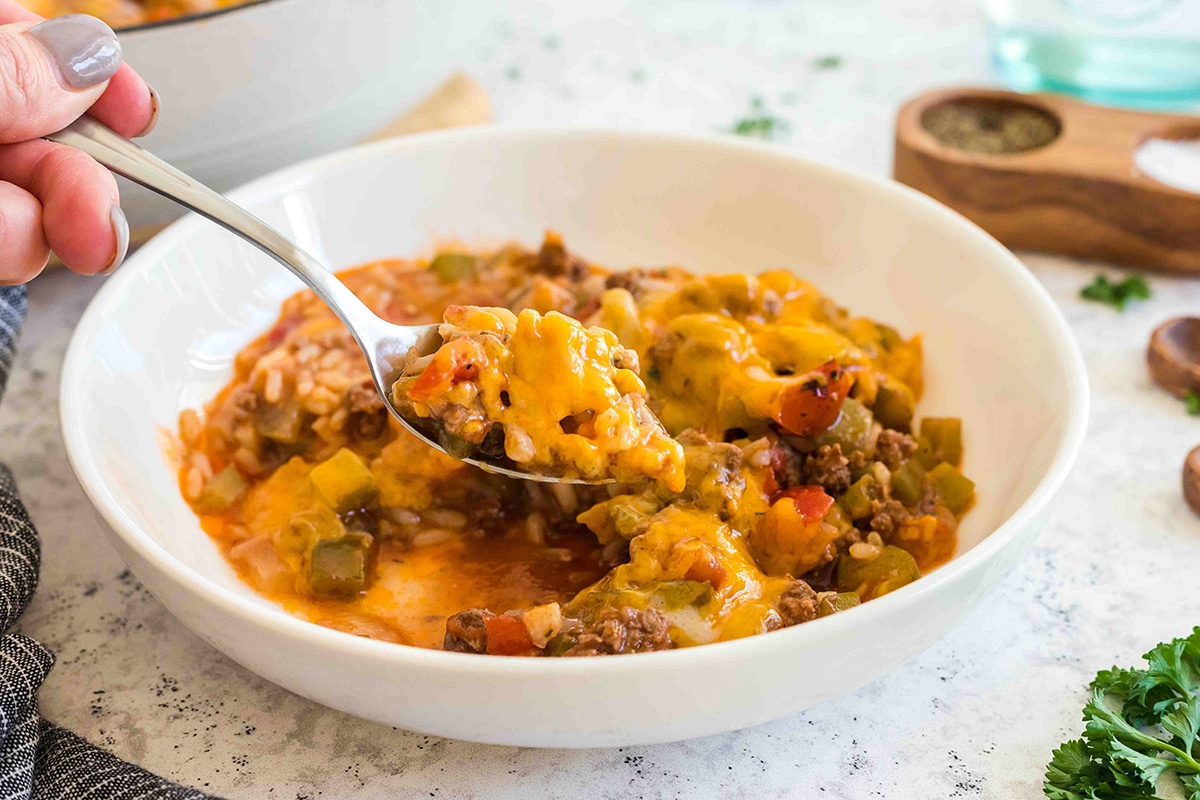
[{"left": 922, "top": 100, "right": 1059, "bottom": 154}]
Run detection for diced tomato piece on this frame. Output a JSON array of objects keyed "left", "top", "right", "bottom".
[
  {"left": 773, "top": 485, "right": 834, "bottom": 521},
  {"left": 685, "top": 549, "right": 728, "bottom": 589},
  {"left": 406, "top": 341, "right": 481, "bottom": 403},
  {"left": 265, "top": 315, "right": 304, "bottom": 348},
  {"left": 750, "top": 498, "right": 841, "bottom": 577},
  {"left": 775, "top": 360, "right": 854, "bottom": 437},
  {"left": 484, "top": 614, "right": 535, "bottom": 656},
  {"left": 762, "top": 469, "right": 780, "bottom": 497}
]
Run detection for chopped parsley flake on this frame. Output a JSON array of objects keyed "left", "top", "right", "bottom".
[
  {"left": 1186, "top": 390, "right": 1200, "bottom": 416},
  {"left": 1080, "top": 274, "right": 1151, "bottom": 311},
  {"left": 731, "top": 97, "right": 788, "bottom": 140}
]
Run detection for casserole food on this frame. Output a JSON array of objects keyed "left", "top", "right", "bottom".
[
  {"left": 175, "top": 233, "right": 974, "bottom": 656},
  {"left": 18, "top": 0, "right": 255, "bottom": 27}
]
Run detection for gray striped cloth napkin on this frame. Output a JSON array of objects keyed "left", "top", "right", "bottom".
[{"left": 0, "top": 284, "right": 218, "bottom": 800}]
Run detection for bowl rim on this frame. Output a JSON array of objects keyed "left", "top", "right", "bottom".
[
  {"left": 114, "top": 0, "right": 283, "bottom": 34},
  {"left": 60, "top": 125, "right": 1090, "bottom": 677}
]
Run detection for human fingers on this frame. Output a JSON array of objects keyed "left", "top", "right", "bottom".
[
  {"left": 0, "top": 138, "right": 126, "bottom": 275},
  {"left": 0, "top": 179, "right": 49, "bottom": 285},
  {"left": 0, "top": 14, "right": 121, "bottom": 143}
]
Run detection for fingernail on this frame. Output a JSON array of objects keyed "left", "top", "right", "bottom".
[
  {"left": 135, "top": 85, "right": 160, "bottom": 138},
  {"left": 27, "top": 14, "right": 122, "bottom": 90},
  {"left": 100, "top": 205, "right": 128, "bottom": 275}
]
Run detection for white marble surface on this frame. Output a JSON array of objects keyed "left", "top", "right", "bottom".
[{"left": 3, "top": 1, "right": 1200, "bottom": 797}]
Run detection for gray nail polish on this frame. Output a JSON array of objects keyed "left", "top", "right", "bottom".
[
  {"left": 28, "top": 14, "right": 122, "bottom": 90},
  {"left": 100, "top": 206, "right": 129, "bottom": 276}
]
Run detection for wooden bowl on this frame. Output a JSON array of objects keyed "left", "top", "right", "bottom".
[{"left": 1148, "top": 317, "right": 1200, "bottom": 398}]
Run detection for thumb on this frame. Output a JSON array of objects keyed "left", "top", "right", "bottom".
[{"left": 0, "top": 14, "right": 121, "bottom": 144}]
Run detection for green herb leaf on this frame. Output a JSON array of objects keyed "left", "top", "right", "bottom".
[
  {"left": 1045, "top": 628, "right": 1200, "bottom": 799},
  {"left": 1162, "top": 696, "right": 1200, "bottom": 756},
  {"left": 812, "top": 54, "right": 842, "bottom": 69},
  {"left": 730, "top": 97, "right": 788, "bottom": 140},
  {"left": 1187, "top": 391, "right": 1200, "bottom": 416},
  {"left": 1080, "top": 275, "right": 1151, "bottom": 311}
]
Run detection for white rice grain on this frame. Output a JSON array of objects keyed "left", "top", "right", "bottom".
[
  {"left": 411, "top": 528, "right": 455, "bottom": 548},
  {"left": 849, "top": 542, "right": 882, "bottom": 560},
  {"left": 178, "top": 409, "right": 203, "bottom": 446},
  {"left": 385, "top": 507, "right": 421, "bottom": 526},
  {"left": 184, "top": 467, "right": 204, "bottom": 501},
  {"left": 424, "top": 509, "right": 468, "bottom": 529},
  {"left": 263, "top": 369, "right": 284, "bottom": 403},
  {"left": 524, "top": 512, "right": 547, "bottom": 545},
  {"left": 505, "top": 425, "right": 536, "bottom": 463},
  {"left": 549, "top": 483, "right": 578, "bottom": 515}
]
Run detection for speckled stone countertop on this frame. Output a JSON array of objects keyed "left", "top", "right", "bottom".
[{"left": 3, "top": 2, "right": 1200, "bottom": 798}]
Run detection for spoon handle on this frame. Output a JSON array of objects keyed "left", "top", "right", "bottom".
[{"left": 45, "top": 117, "right": 385, "bottom": 343}]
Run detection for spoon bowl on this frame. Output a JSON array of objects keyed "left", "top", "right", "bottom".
[{"left": 47, "top": 117, "right": 605, "bottom": 484}]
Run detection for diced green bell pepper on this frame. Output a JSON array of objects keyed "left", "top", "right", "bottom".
[
  {"left": 255, "top": 400, "right": 306, "bottom": 444},
  {"left": 836, "top": 545, "right": 920, "bottom": 600},
  {"left": 654, "top": 580, "right": 713, "bottom": 610},
  {"left": 543, "top": 633, "right": 577, "bottom": 657},
  {"left": 609, "top": 495, "right": 662, "bottom": 538},
  {"left": 875, "top": 323, "right": 904, "bottom": 352},
  {"left": 890, "top": 460, "right": 926, "bottom": 505},
  {"left": 436, "top": 427, "right": 481, "bottom": 461},
  {"left": 913, "top": 436, "right": 939, "bottom": 470},
  {"left": 920, "top": 417, "right": 963, "bottom": 468},
  {"left": 309, "top": 448, "right": 378, "bottom": 513},
  {"left": 429, "top": 253, "right": 480, "bottom": 284},
  {"left": 838, "top": 473, "right": 879, "bottom": 521},
  {"left": 281, "top": 505, "right": 344, "bottom": 557},
  {"left": 824, "top": 501, "right": 854, "bottom": 535},
  {"left": 309, "top": 535, "right": 370, "bottom": 598},
  {"left": 929, "top": 462, "right": 975, "bottom": 515},
  {"left": 817, "top": 591, "right": 861, "bottom": 617},
  {"left": 873, "top": 383, "right": 915, "bottom": 432},
  {"left": 816, "top": 397, "right": 875, "bottom": 455},
  {"left": 193, "top": 466, "right": 248, "bottom": 513}
]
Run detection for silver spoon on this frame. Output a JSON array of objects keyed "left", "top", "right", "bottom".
[{"left": 47, "top": 116, "right": 604, "bottom": 485}]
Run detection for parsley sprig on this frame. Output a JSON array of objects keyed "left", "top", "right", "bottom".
[
  {"left": 1044, "top": 627, "right": 1200, "bottom": 799},
  {"left": 1080, "top": 274, "right": 1151, "bottom": 312}
]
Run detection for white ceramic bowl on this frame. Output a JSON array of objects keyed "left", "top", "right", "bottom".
[
  {"left": 61, "top": 128, "right": 1088, "bottom": 748},
  {"left": 116, "top": 0, "right": 496, "bottom": 230}
]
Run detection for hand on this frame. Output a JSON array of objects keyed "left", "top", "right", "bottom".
[{"left": 0, "top": 1, "right": 156, "bottom": 284}]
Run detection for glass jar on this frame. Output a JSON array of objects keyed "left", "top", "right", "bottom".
[{"left": 981, "top": 0, "right": 1200, "bottom": 107}]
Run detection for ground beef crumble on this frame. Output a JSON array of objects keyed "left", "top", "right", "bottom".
[
  {"left": 345, "top": 383, "right": 388, "bottom": 442},
  {"left": 443, "top": 609, "right": 488, "bottom": 653},
  {"left": 874, "top": 429, "right": 917, "bottom": 470},
  {"left": 528, "top": 232, "right": 589, "bottom": 280},
  {"left": 868, "top": 498, "right": 911, "bottom": 536},
  {"left": 563, "top": 607, "right": 672, "bottom": 656},
  {"left": 776, "top": 580, "right": 819, "bottom": 627},
  {"left": 800, "top": 444, "right": 852, "bottom": 494}
]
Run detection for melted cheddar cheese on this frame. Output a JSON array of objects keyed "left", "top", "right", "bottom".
[{"left": 397, "top": 305, "right": 686, "bottom": 490}]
